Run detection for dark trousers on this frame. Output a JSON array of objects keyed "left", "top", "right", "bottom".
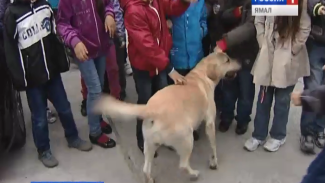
[
  {"left": 301, "top": 148, "right": 325, "bottom": 183},
  {"left": 26, "top": 75, "right": 78, "bottom": 153},
  {"left": 133, "top": 68, "right": 168, "bottom": 145},
  {"left": 300, "top": 38, "right": 325, "bottom": 136},
  {"left": 219, "top": 69, "right": 255, "bottom": 125},
  {"left": 103, "top": 38, "right": 127, "bottom": 96}
]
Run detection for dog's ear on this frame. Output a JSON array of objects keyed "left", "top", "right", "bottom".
[{"left": 215, "top": 52, "right": 229, "bottom": 64}]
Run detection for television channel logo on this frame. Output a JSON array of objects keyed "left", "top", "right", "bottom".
[{"left": 251, "top": 0, "right": 299, "bottom": 16}]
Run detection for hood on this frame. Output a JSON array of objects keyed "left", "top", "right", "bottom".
[{"left": 120, "top": 0, "right": 148, "bottom": 12}]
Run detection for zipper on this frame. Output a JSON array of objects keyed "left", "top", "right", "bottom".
[
  {"left": 149, "top": 3, "right": 161, "bottom": 75},
  {"left": 90, "top": 0, "right": 101, "bottom": 55}
]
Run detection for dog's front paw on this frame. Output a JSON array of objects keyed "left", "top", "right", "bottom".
[
  {"left": 189, "top": 170, "right": 200, "bottom": 181},
  {"left": 209, "top": 156, "right": 218, "bottom": 170}
]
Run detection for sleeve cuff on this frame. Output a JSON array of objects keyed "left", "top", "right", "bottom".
[
  {"left": 105, "top": 12, "right": 114, "bottom": 19},
  {"left": 70, "top": 36, "right": 81, "bottom": 49},
  {"left": 216, "top": 39, "right": 227, "bottom": 52},
  {"left": 233, "top": 7, "right": 241, "bottom": 18}
]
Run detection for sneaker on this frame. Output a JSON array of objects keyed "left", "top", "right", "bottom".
[
  {"left": 47, "top": 109, "right": 57, "bottom": 124},
  {"left": 263, "top": 138, "right": 286, "bottom": 152},
  {"left": 80, "top": 99, "right": 87, "bottom": 117},
  {"left": 89, "top": 133, "right": 116, "bottom": 148},
  {"left": 300, "top": 135, "right": 316, "bottom": 154},
  {"left": 38, "top": 150, "right": 59, "bottom": 168},
  {"left": 244, "top": 137, "right": 265, "bottom": 152},
  {"left": 314, "top": 132, "right": 325, "bottom": 149},
  {"left": 68, "top": 137, "right": 93, "bottom": 151},
  {"left": 101, "top": 118, "right": 113, "bottom": 134},
  {"left": 124, "top": 62, "right": 133, "bottom": 76},
  {"left": 235, "top": 123, "right": 248, "bottom": 135},
  {"left": 218, "top": 120, "right": 232, "bottom": 132}
]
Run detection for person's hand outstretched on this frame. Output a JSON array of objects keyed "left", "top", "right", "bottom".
[
  {"left": 74, "top": 42, "right": 88, "bottom": 62},
  {"left": 291, "top": 92, "right": 302, "bottom": 106},
  {"left": 105, "top": 15, "right": 116, "bottom": 38},
  {"left": 169, "top": 70, "right": 186, "bottom": 85}
]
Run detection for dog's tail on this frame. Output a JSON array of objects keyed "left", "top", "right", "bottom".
[{"left": 94, "top": 95, "right": 149, "bottom": 120}]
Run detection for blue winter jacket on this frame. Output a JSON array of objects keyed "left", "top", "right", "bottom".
[{"left": 169, "top": 0, "right": 207, "bottom": 70}]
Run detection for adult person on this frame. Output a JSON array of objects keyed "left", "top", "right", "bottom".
[
  {"left": 300, "top": 0, "right": 325, "bottom": 154},
  {"left": 121, "top": 0, "right": 194, "bottom": 154},
  {"left": 57, "top": 0, "right": 117, "bottom": 148},
  {"left": 3, "top": 0, "right": 92, "bottom": 167},
  {"left": 244, "top": 0, "right": 311, "bottom": 152},
  {"left": 214, "top": 0, "right": 258, "bottom": 135},
  {"left": 167, "top": 0, "right": 207, "bottom": 141}
]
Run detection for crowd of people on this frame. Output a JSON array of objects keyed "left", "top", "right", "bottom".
[{"left": 0, "top": 0, "right": 325, "bottom": 180}]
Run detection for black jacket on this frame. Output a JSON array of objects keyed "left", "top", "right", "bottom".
[
  {"left": 301, "top": 85, "right": 325, "bottom": 115},
  {"left": 307, "top": 0, "right": 325, "bottom": 44},
  {"left": 218, "top": 1, "right": 259, "bottom": 70},
  {"left": 205, "top": 0, "right": 244, "bottom": 46},
  {"left": 3, "top": 0, "right": 69, "bottom": 91}
]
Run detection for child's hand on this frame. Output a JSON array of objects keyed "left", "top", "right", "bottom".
[
  {"left": 168, "top": 70, "right": 186, "bottom": 85},
  {"left": 323, "top": 65, "right": 325, "bottom": 70},
  {"left": 105, "top": 15, "right": 116, "bottom": 38},
  {"left": 291, "top": 91, "right": 302, "bottom": 106},
  {"left": 74, "top": 42, "right": 88, "bottom": 62},
  {"left": 120, "top": 41, "right": 126, "bottom": 48}
]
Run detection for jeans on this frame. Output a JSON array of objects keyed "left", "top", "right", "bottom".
[
  {"left": 300, "top": 38, "right": 325, "bottom": 136},
  {"left": 133, "top": 68, "right": 168, "bottom": 145},
  {"left": 26, "top": 75, "right": 78, "bottom": 153},
  {"left": 253, "top": 85, "right": 295, "bottom": 141},
  {"left": 219, "top": 69, "right": 255, "bottom": 125},
  {"left": 81, "top": 45, "right": 121, "bottom": 99},
  {"left": 77, "top": 56, "right": 106, "bottom": 136},
  {"left": 301, "top": 148, "right": 325, "bottom": 183}
]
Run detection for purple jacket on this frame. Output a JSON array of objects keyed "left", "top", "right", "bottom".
[
  {"left": 112, "top": 0, "right": 125, "bottom": 42},
  {"left": 57, "top": 0, "right": 114, "bottom": 60}
]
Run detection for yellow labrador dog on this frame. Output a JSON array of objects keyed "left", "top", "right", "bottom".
[{"left": 94, "top": 51, "right": 241, "bottom": 183}]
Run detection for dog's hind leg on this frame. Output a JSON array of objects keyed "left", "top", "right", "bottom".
[
  {"left": 143, "top": 141, "right": 158, "bottom": 183},
  {"left": 175, "top": 135, "right": 200, "bottom": 181},
  {"left": 205, "top": 114, "right": 218, "bottom": 170}
]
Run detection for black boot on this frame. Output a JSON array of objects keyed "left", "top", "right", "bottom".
[
  {"left": 300, "top": 135, "right": 316, "bottom": 154},
  {"left": 235, "top": 123, "right": 248, "bottom": 135},
  {"left": 80, "top": 99, "right": 87, "bottom": 116},
  {"left": 218, "top": 121, "right": 232, "bottom": 132}
]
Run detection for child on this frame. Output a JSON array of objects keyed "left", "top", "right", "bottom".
[
  {"left": 244, "top": 0, "right": 311, "bottom": 152},
  {"left": 299, "top": 0, "right": 325, "bottom": 154},
  {"left": 121, "top": 0, "right": 192, "bottom": 154},
  {"left": 3, "top": 0, "right": 92, "bottom": 168},
  {"left": 292, "top": 85, "right": 325, "bottom": 183},
  {"left": 57, "top": 0, "right": 117, "bottom": 148},
  {"left": 215, "top": 1, "right": 258, "bottom": 135},
  {"left": 167, "top": 0, "right": 207, "bottom": 140}
]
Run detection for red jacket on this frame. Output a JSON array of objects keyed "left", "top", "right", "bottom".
[{"left": 121, "top": 0, "right": 190, "bottom": 76}]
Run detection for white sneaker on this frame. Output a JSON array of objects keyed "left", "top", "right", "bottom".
[
  {"left": 244, "top": 137, "right": 265, "bottom": 152},
  {"left": 263, "top": 138, "right": 286, "bottom": 152},
  {"left": 124, "top": 60, "right": 133, "bottom": 76}
]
